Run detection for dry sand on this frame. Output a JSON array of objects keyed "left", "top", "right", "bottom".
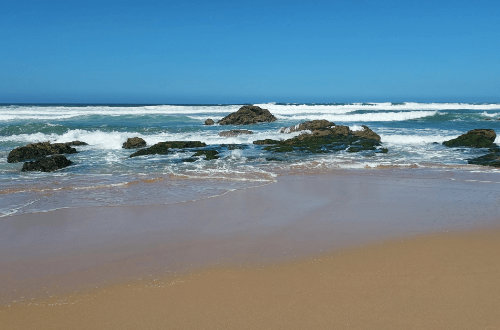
[{"left": 2, "top": 228, "right": 500, "bottom": 329}]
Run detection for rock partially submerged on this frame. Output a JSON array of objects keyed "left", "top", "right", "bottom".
[
  {"left": 218, "top": 129, "right": 253, "bottom": 137},
  {"left": 253, "top": 139, "right": 281, "bottom": 145},
  {"left": 204, "top": 119, "right": 215, "bottom": 125},
  {"left": 193, "top": 150, "right": 219, "bottom": 160},
  {"left": 280, "top": 120, "right": 334, "bottom": 133},
  {"left": 65, "top": 141, "right": 88, "bottom": 146},
  {"left": 468, "top": 146, "right": 500, "bottom": 168},
  {"left": 129, "top": 141, "right": 206, "bottom": 158},
  {"left": 256, "top": 123, "right": 384, "bottom": 153},
  {"left": 443, "top": 129, "right": 496, "bottom": 148},
  {"left": 22, "top": 155, "right": 73, "bottom": 172},
  {"left": 122, "top": 137, "right": 146, "bottom": 149},
  {"left": 7, "top": 142, "right": 77, "bottom": 163},
  {"left": 218, "top": 105, "right": 277, "bottom": 125}
]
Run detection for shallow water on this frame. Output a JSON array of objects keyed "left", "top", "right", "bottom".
[{"left": 1, "top": 102, "right": 499, "bottom": 216}]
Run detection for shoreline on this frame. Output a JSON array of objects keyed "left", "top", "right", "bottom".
[
  {"left": 2, "top": 228, "right": 500, "bottom": 329},
  {"left": 0, "top": 168, "right": 499, "bottom": 305}
]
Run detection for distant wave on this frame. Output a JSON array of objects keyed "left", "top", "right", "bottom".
[
  {"left": 277, "top": 111, "right": 438, "bottom": 122},
  {"left": 2, "top": 103, "right": 500, "bottom": 121},
  {"left": 256, "top": 102, "right": 500, "bottom": 111}
]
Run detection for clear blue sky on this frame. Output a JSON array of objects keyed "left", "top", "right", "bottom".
[{"left": 1, "top": 0, "right": 499, "bottom": 104}]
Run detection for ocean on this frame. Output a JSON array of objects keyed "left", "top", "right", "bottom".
[{"left": 1, "top": 102, "right": 499, "bottom": 217}]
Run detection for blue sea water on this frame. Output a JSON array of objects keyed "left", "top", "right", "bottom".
[{"left": 1, "top": 102, "right": 499, "bottom": 216}]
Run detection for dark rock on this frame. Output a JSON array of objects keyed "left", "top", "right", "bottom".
[
  {"left": 253, "top": 139, "right": 281, "bottom": 145},
  {"left": 122, "top": 137, "right": 147, "bottom": 149},
  {"left": 204, "top": 119, "right": 215, "bottom": 125},
  {"left": 347, "top": 140, "right": 378, "bottom": 153},
  {"left": 468, "top": 151, "right": 500, "bottom": 168},
  {"left": 218, "top": 105, "right": 277, "bottom": 125},
  {"left": 22, "top": 155, "right": 73, "bottom": 172},
  {"left": 443, "top": 129, "right": 496, "bottom": 148},
  {"left": 262, "top": 125, "right": 384, "bottom": 154},
  {"left": 265, "top": 157, "right": 284, "bottom": 162},
  {"left": 129, "top": 141, "right": 206, "bottom": 158},
  {"left": 193, "top": 150, "right": 219, "bottom": 160},
  {"left": 468, "top": 146, "right": 500, "bottom": 167},
  {"left": 7, "top": 142, "right": 77, "bottom": 163},
  {"left": 280, "top": 120, "right": 334, "bottom": 133},
  {"left": 65, "top": 141, "right": 88, "bottom": 146},
  {"left": 218, "top": 129, "right": 253, "bottom": 137}
]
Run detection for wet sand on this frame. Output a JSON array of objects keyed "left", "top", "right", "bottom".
[
  {"left": 2, "top": 228, "right": 500, "bottom": 329},
  {"left": 0, "top": 169, "right": 499, "bottom": 304}
]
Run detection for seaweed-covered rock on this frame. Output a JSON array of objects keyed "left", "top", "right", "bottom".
[
  {"left": 262, "top": 125, "right": 384, "bottom": 153},
  {"left": 218, "top": 129, "right": 253, "bottom": 137},
  {"left": 280, "top": 120, "right": 334, "bottom": 133},
  {"left": 122, "top": 137, "right": 146, "bottom": 149},
  {"left": 204, "top": 119, "right": 215, "bottom": 125},
  {"left": 193, "top": 150, "right": 219, "bottom": 160},
  {"left": 218, "top": 105, "right": 277, "bottom": 125},
  {"left": 22, "top": 155, "right": 73, "bottom": 172},
  {"left": 65, "top": 141, "right": 88, "bottom": 146},
  {"left": 7, "top": 142, "right": 77, "bottom": 163},
  {"left": 443, "top": 129, "right": 496, "bottom": 148},
  {"left": 129, "top": 141, "right": 206, "bottom": 158}
]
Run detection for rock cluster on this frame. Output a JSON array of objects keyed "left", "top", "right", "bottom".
[
  {"left": 254, "top": 123, "right": 383, "bottom": 153},
  {"left": 218, "top": 105, "right": 276, "bottom": 125},
  {"left": 441, "top": 129, "right": 499, "bottom": 168},
  {"left": 122, "top": 137, "right": 146, "bottom": 149},
  {"left": 443, "top": 129, "right": 496, "bottom": 148},
  {"left": 204, "top": 119, "right": 215, "bottom": 125}
]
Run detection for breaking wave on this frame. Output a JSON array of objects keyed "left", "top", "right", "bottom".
[
  {"left": 2, "top": 102, "right": 500, "bottom": 122},
  {"left": 278, "top": 111, "right": 439, "bottom": 122}
]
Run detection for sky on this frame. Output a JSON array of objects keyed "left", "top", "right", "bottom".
[{"left": 0, "top": 0, "right": 499, "bottom": 104}]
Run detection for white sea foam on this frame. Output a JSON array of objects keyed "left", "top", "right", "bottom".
[
  {"left": 349, "top": 125, "right": 365, "bottom": 131},
  {"left": 380, "top": 134, "right": 457, "bottom": 144},
  {"left": 0, "top": 129, "right": 301, "bottom": 149},
  {"left": 0, "top": 130, "right": 137, "bottom": 149},
  {"left": 278, "top": 111, "right": 438, "bottom": 122},
  {"left": 481, "top": 111, "right": 499, "bottom": 118},
  {"left": 2, "top": 103, "right": 500, "bottom": 122},
  {"left": 256, "top": 102, "right": 500, "bottom": 111}
]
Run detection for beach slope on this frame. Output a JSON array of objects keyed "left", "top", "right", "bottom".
[{"left": 2, "top": 229, "right": 500, "bottom": 329}]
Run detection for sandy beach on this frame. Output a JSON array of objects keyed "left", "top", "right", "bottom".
[
  {"left": 2, "top": 228, "right": 500, "bottom": 329},
  {"left": 0, "top": 169, "right": 499, "bottom": 328}
]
